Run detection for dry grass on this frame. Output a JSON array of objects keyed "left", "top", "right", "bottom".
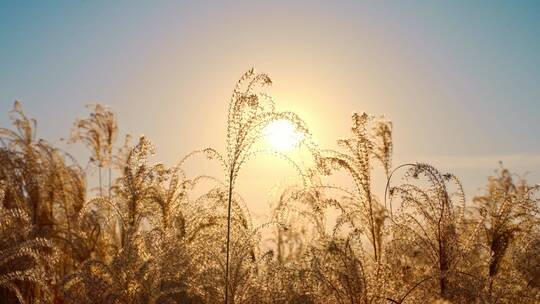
[{"left": 0, "top": 70, "right": 538, "bottom": 304}]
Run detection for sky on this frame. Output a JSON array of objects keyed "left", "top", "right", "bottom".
[{"left": 1, "top": 1, "right": 539, "bottom": 217}]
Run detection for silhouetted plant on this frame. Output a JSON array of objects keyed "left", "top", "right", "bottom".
[
  {"left": 69, "top": 104, "right": 118, "bottom": 196},
  {"left": 0, "top": 184, "right": 57, "bottom": 303},
  {"left": 386, "top": 164, "right": 482, "bottom": 303},
  {"left": 473, "top": 166, "right": 540, "bottom": 302},
  {"left": 0, "top": 102, "right": 86, "bottom": 302},
  {"left": 1, "top": 71, "right": 538, "bottom": 304},
  {"left": 182, "top": 68, "right": 313, "bottom": 304},
  {"left": 318, "top": 112, "right": 392, "bottom": 262}
]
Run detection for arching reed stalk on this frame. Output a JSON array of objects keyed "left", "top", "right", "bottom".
[
  {"left": 222, "top": 69, "right": 315, "bottom": 303},
  {"left": 386, "top": 163, "right": 474, "bottom": 302},
  {"left": 473, "top": 166, "right": 539, "bottom": 303},
  {"left": 318, "top": 112, "right": 393, "bottom": 263},
  {"left": 184, "top": 68, "right": 313, "bottom": 303},
  {"left": 69, "top": 104, "right": 117, "bottom": 197}
]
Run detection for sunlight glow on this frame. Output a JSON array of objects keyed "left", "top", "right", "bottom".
[{"left": 263, "top": 119, "right": 304, "bottom": 152}]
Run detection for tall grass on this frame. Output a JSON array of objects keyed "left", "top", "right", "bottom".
[{"left": 0, "top": 70, "right": 538, "bottom": 304}]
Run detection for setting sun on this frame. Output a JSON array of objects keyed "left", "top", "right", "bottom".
[
  {"left": 1, "top": 2, "right": 539, "bottom": 303},
  {"left": 263, "top": 119, "right": 304, "bottom": 151}
]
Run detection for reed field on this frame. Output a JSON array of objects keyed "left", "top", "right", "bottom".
[{"left": 0, "top": 70, "right": 538, "bottom": 304}]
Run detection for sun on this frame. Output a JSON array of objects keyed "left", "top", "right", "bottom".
[{"left": 263, "top": 119, "right": 304, "bottom": 152}]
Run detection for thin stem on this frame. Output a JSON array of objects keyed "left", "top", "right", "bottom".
[
  {"left": 108, "top": 166, "right": 112, "bottom": 197},
  {"left": 98, "top": 165, "right": 103, "bottom": 197},
  {"left": 384, "top": 163, "right": 416, "bottom": 218},
  {"left": 225, "top": 167, "right": 234, "bottom": 304},
  {"left": 366, "top": 188, "right": 378, "bottom": 262},
  {"left": 398, "top": 275, "right": 433, "bottom": 303}
]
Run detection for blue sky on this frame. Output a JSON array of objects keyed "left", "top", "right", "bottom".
[{"left": 1, "top": 1, "right": 539, "bottom": 205}]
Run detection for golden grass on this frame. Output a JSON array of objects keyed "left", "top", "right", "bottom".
[{"left": 0, "top": 70, "right": 538, "bottom": 304}]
